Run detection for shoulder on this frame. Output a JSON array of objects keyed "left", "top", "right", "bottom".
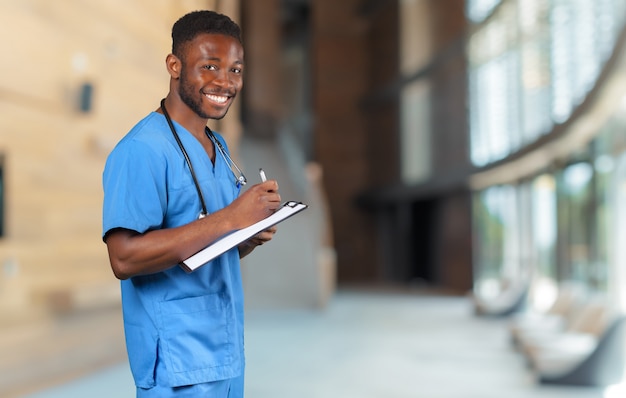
[
  {"left": 105, "top": 112, "right": 174, "bottom": 170},
  {"left": 120, "top": 112, "right": 170, "bottom": 147},
  {"left": 109, "top": 113, "right": 173, "bottom": 156}
]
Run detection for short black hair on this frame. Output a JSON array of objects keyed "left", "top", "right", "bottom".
[{"left": 171, "top": 10, "right": 242, "bottom": 58}]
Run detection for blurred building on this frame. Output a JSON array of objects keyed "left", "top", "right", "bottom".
[{"left": 1, "top": 0, "right": 626, "bottom": 395}]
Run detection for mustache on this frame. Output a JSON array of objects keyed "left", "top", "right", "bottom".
[{"left": 203, "top": 88, "right": 236, "bottom": 97}]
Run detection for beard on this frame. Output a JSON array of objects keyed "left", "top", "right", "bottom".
[{"left": 178, "top": 66, "right": 229, "bottom": 120}]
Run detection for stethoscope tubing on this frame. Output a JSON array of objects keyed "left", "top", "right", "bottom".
[{"left": 160, "top": 99, "right": 246, "bottom": 218}]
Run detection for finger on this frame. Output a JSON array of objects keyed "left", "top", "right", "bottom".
[
  {"left": 260, "top": 180, "right": 279, "bottom": 192},
  {"left": 255, "top": 230, "right": 275, "bottom": 241},
  {"left": 249, "top": 236, "right": 267, "bottom": 246},
  {"left": 265, "top": 192, "right": 281, "bottom": 204}
]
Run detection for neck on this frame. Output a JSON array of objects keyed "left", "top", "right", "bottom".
[
  {"left": 160, "top": 97, "right": 216, "bottom": 163},
  {"left": 160, "top": 96, "right": 209, "bottom": 140}
]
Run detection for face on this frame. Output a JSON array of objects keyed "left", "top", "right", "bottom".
[{"left": 176, "top": 33, "right": 244, "bottom": 120}]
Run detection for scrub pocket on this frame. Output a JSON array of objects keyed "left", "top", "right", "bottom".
[{"left": 157, "top": 293, "right": 235, "bottom": 386}]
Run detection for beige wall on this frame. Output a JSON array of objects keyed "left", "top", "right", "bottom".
[{"left": 0, "top": 0, "right": 238, "bottom": 320}]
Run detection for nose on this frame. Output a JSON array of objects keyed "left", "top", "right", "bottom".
[{"left": 212, "top": 69, "right": 232, "bottom": 89}]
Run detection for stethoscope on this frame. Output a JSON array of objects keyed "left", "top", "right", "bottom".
[{"left": 160, "top": 98, "right": 247, "bottom": 219}]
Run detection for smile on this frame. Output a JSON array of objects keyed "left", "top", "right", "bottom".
[{"left": 205, "top": 93, "right": 229, "bottom": 105}]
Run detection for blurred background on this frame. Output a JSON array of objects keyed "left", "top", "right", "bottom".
[{"left": 1, "top": 0, "right": 626, "bottom": 396}]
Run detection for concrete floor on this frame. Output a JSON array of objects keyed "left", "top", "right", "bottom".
[{"left": 23, "top": 290, "right": 614, "bottom": 398}]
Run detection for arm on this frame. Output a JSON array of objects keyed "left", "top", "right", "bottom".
[{"left": 105, "top": 180, "right": 280, "bottom": 280}]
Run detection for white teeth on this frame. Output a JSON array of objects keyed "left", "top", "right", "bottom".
[{"left": 206, "top": 94, "right": 228, "bottom": 104}]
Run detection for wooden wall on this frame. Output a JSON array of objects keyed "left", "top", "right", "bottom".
[{"left": 0, "top": 0, "right": 231, "bottom": 321}]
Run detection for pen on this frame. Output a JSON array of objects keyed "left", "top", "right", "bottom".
[{"left": 259, "top": 168, "right": 267, "bottom": 182}]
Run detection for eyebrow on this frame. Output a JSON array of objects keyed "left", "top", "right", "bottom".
[{"left": 203, "top": 56, "right": 243, "bottom": 65}]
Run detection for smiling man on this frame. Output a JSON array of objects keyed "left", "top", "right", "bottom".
[{"left": 102, "top": 10, "right": 281, "bottom": 398}]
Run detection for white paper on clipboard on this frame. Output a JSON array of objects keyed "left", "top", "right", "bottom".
[{"left": 180, "top": 201, "right": 308, "bottom": 272}]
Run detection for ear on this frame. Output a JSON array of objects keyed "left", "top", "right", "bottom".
[{"left": 165, "top": 53, "right": 181, "bottom": 79}]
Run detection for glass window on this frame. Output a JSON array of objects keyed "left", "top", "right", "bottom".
[
  {"left": 532, "top": 174, "right": 557, "bottom": 280},
  {"left": 597, "top": 112, "right": 626, "bottom": 307},
  {"left": 528, "top": 174, "right": 558, "bottom": 309},
  {"left": 612, "top": 150, "right": 626, "bottom": 309},
  {"left": 519, "top": 0, "right": 552, "bottom": 140},
  {"left": 593, "top": 153, "right": 612, "bottom": 292},
  {"left": 467, "top": 0, "right": 626, "bottom": 166},
  {"left": 558, "top": 162, "right": 594, "bottom": 284},
  {"left": 473, "top": 185, "right": 522, "bottom": 297},
  {"left": 468, "top": 2, "right": 520, "bottom": 165},
  {"left": 549, "top": 0, "right": 576, "bottom": 123},
  {"left": 550, "top": 0, "right": 602, "bottom": 122},
  {"left": 466, "top": 0, "right": 503, "bottom": 24}
]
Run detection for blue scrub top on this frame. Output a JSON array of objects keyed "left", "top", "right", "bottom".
[{"left": 102, "top": 112, "right": 244, "bottom": 388}]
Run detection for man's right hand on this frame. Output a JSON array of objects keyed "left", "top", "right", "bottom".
[{"left": 228, "top": 180, "right": 281, "bottom": 228}]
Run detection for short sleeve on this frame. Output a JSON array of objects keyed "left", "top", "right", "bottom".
[{"left": 102, "top": 139, "right": 167, "bottom": 239}]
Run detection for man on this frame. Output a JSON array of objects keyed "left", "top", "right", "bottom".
[{"left": 102, "top": 10, "right": 280, "bottom": 397}]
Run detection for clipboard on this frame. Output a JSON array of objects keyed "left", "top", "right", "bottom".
[{"left": 180, "top": 201, "right": 308, "bottom": 272}]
